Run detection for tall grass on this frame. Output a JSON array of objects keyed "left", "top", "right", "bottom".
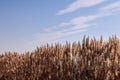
[{"left": 0, "top": 36, "right": 120, "bottom": 80}]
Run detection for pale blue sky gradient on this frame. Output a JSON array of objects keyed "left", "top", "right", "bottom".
[{"left": 0, "top": 0, "right": 120, "bottom": 53}]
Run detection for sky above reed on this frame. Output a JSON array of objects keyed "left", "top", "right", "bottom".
[{"left": 0, "top": 0, "right": 120, "bottom": 53}]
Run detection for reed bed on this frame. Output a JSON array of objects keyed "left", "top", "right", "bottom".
[{"left": 0, "top": 36, "right": 120, "bottom": 80}]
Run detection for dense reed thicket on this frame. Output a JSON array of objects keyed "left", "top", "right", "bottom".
[{"left": 0, "top": 36, "right": 120, "bottom": 80}]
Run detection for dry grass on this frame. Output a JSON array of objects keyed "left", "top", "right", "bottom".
[{"left": 0, "top": 36, "right": 120, "bottom": 80}]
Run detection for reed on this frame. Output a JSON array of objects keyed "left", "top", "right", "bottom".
[{"left": 0, "top": 36, "right": 120, "bottom": 80}]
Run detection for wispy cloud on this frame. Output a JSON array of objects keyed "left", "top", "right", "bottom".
[
  {"left": 56, "top": 0, "right": 107, "bottom": 15},
  {"left": 35, "top": 15, "right": 99, "bottom": 43},
  {"left": 100, "top": 1, "right": 120, "bottom": 15},
  {"left": 35, "top": 29, "right": 86, "bottom": 43},
  {"left": 100, "top": 1, "right": 120, "bottom": 11},
  {"left": 35, "top": 1, "right": 120, "bottom": 44}
]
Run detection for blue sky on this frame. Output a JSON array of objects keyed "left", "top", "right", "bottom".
[{"left": 0, "top": 0, "right": 120, "bottom": 53}]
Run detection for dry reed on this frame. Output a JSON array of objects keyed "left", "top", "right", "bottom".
[{"left": 0, "top": 36, "right": 120, "bottom": 80}]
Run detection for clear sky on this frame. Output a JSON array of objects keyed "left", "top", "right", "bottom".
[{"left": 0, "top": 0, "right": 120, "bottom": 53}]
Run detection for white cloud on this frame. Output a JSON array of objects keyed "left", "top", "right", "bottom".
[
  {"left": 100, "top": 1, "right": 120, "bottom": 11},
  {"left": 56, "top": 0, "right": 107, "bottom": 15},
  {"left": 58, "top": 15, "right": 100, "bottom": 32},
  {"left": 35, "top": 29, "right": 86, "bottom": 43},
  {"left": 35, "top": 15, "right": 99, "bottom": 43},
  {"left": 100, "top": 1, "right": 120, "bottom": 15},
  {"left": 35, "top": 1, "right": 120, "bottom": 44}
]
